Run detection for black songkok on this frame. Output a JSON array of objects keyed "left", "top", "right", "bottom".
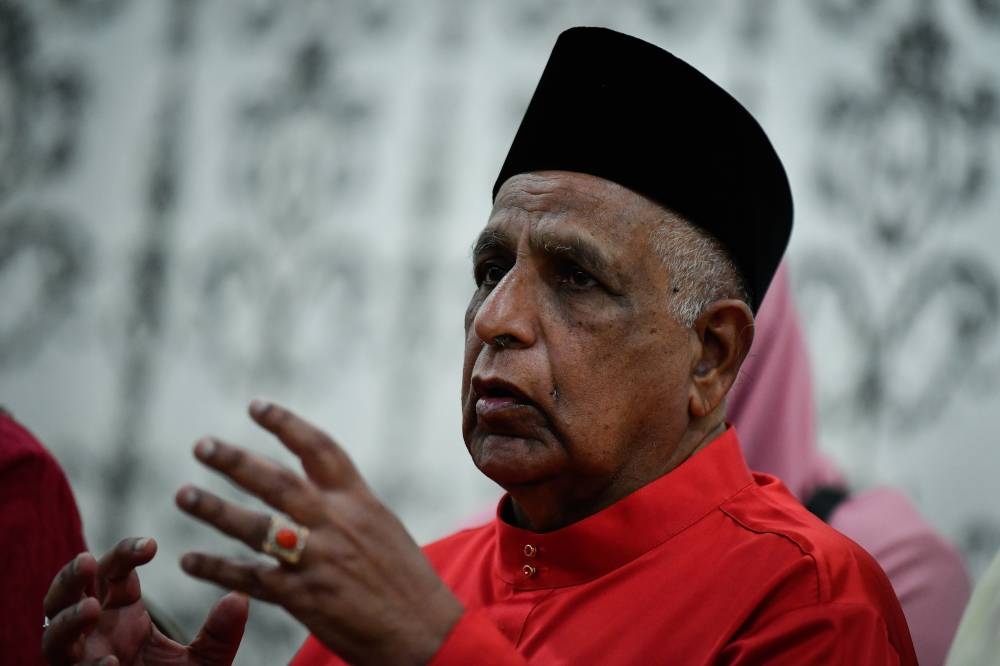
[{"left": 493, "top": 27, "right": 793, "bottom": 312}]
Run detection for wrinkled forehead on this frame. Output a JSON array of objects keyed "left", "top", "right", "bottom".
[
  {"left": 493, "top": 172, "right": 611, "bottom": 213},
  {"left": 488, "top": 171, "right": 666, "bottom": 239}
]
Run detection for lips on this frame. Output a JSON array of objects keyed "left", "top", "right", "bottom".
[{"left": 472, "top": 377, "right": 537, "bottom": 419}]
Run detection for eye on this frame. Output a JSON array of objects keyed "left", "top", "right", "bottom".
[
  {"left": 475, "top": 261, "right": 509, "bottom": 287},
  {"left": 559, "top": 265, "right": 598, "bottom": 290}
]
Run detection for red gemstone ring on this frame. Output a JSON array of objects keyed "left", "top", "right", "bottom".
[{"left": 262, "top": 515, "right": 310, "bottom": 565}]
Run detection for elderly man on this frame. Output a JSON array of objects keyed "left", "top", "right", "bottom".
[{"left": 42, "top": 28, "right": 916, "bottom": 665}]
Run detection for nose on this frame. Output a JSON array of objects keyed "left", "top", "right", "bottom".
[{"left": 473, "top": 265, "right": 538, "bottom": 351}]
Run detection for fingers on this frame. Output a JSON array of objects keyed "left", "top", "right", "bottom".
[
  {"left": 95, "top": 537, "right": 157, "bottom": 608},
  {"left": 41, "top": 597, "right": 101, "bottom": 665},
  {"left": 249, "top": 400, "right": 359, "bottom": 489},
  {"left": 44, "top": 553, "right": 98, "bottom": 619},
  {"left": 190, "top": 438, "right": 323, "bottom": 524},
  {"left": 175, "top": 485, "right": 271, "bottom": 552},
  {"left": 180, "top": 552, "right": 285, "bottom": 604},
  {"left": 187, "top": 592, "right": 250, "bottom": 666}
]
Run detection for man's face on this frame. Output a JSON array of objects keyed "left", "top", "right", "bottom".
[{"left": 462, "top": 171, "right": 695, "bottom": 524}]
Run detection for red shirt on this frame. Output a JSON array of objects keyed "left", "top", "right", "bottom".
[
  {"left": 292, "top": 429, "right": 916, "bottom": 664},
  {"left": 0, "top": 412, "right": 87, "bottom": 664}
]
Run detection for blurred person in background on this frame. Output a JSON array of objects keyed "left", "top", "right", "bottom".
[
  {"left": 40, "top": 28, "right": 918, "bottom": 665},
  {"left": 945, "top": 547, "right": 1000, "bottom": 665},
  {"left": 1, "top": 407, "right": 87, "bottom": 663},
  {"left": 729, "top": 263, "right": 972, "bottom": 666},
  {"left": 0, "top": 407, "right": 191, "bottom": 662}
]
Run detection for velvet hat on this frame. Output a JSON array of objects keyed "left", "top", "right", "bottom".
[{"left": 493, "top": 27, "right": 793, "bottom": 312}]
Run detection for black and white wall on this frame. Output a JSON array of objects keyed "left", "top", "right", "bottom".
[{"left": 2, "top": 1, "right": 998, "bottom": 661}]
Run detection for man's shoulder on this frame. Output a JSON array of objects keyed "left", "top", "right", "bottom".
[
  {"left": 720, "top": 474, "right": 902, "bottom": 609},
  {"left": 716, "top": 477, "right": 916, "bottom": 663},
  {"left": 723, "top": 474, "right": 857, "bottom": 556}
]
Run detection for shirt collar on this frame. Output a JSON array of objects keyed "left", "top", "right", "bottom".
[{"left": 493, "top": 427, "right": 754, "bottom": 590}]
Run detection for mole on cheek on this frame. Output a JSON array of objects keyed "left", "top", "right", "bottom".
[{"left": 550, "top": 386, "right": 560, "bottom": 402}]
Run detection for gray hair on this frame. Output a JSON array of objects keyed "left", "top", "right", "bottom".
[{"left": 650, "top": 216, "right": 750, "bottom": 327}]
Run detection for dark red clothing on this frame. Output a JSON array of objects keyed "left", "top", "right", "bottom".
[
  {"left": 1, "top": 412, "right": 87, "bottom": 664},
  {"left": 292, "top": 429, "right": 916, "bottom": 664}
]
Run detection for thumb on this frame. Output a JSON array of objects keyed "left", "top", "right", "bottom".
[{"left": 187, "top": 592, "right": 249, "bottom": 665}]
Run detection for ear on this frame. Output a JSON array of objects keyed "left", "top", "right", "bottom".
[{"left": 687, "top": 299, "right": 754, "bottom": 418}]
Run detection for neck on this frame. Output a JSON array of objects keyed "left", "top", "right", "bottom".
[
  {"left": 672, "top": 413, "right": 727, "bottom": 468},
  {"left": 507, "top": 412, "right": 728, "bottom": 532}
]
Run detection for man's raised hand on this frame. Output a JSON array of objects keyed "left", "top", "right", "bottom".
[{"left": 176, "top": 401, "right": 464, "bottom": 665}]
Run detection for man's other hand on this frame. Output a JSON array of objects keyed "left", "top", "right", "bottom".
[{"left": 41, "top": 538, "right": 247, "bottom": 666}]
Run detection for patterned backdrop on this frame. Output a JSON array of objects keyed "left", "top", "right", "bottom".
[{"left": 2, "top": 0, "right": 998, "bottom": 662}]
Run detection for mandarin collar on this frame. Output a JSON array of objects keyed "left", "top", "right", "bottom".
[{"left": 493, "top": 427, "right": 753, "bottom": 590}]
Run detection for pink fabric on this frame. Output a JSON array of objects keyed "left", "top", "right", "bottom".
[
  {"left": 729, "top": 263, "right": 971, "bottom": 666},
  {"left": 831, "top": 489, "right": 971, "bottom": 666},
  {"left": 727, "top": 263, "right": 843, "bottom": 500}
]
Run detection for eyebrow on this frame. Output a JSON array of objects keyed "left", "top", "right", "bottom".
[
  {"left": 471, "top": 229, "right": 513, "bottom": 260},
  {"left": 531, "top": 229, "right": 614, "bottom": 276},
  {"left": 471, "top": 227, "right": 615, "bottom": 277}
]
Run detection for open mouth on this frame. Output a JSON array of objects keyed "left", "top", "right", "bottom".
[{"left": 472, "top": 377, "right": 535, "bottom": 416}]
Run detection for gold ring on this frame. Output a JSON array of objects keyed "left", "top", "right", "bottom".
[{"left": 261, "top": 515, "right": 309, "bottom": 565}]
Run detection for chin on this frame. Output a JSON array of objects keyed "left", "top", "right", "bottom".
[{"left": 469, "top": 433, "right": 564, "bottom": 487}]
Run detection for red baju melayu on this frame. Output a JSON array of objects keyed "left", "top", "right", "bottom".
[{"left": 292, "top": 429, "right": 916, "bottom": 665}]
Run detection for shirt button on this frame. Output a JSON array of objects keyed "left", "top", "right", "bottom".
[
  {"left": 522, "top": 564, "right": 537, "bottom": 577},
  {"left": 523, "top": 544, "right": 537, "bottom": 558}
]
